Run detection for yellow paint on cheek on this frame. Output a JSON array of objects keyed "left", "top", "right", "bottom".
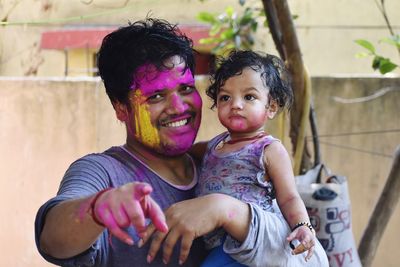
[{"left": 132, "top": 90, "right": 160, "bottom": 148}]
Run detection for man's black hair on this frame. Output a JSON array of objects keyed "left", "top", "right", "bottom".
[
  {"left": 97, "top": 18, "right": 195, "bottom": 104},
  {"left": 207, "top": 50, "right": 293, "bottom": 111}
]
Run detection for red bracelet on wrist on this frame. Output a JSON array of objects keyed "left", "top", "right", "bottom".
[{"left": 89, "top": 188, "right": 113, "bottom": 227}]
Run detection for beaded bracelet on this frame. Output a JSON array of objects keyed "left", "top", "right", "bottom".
[
  {"left": 292, "top": 221, "right": 315, "bottom": 235},
  {"left": 88, "top": 188, "right": 113, "bottom": 227}
]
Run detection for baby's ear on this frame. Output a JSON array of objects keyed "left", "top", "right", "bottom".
[
  {"left": 267, "top": 100, "right": 278, "bottom": 119},
  {"left": 113, "top": 101, "right": 128, "bottom": 122}
]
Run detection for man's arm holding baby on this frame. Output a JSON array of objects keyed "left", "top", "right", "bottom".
[{"left": 142, "top": 193, "right": 251, "bottom": 264}]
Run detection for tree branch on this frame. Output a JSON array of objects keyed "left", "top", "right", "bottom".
[
  {"left": 358, "top": 146, "right": 400, "bottom": 267},
  {"left": 262, "top": 0, "right": 286, "bottom": 60}
]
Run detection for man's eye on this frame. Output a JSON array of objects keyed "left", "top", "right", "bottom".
[
  {"left": 218, "top": 95, "right": 230, "bottom": 102},
  {"left": 147, "top": 93, "right": 164, "bottom": 102},
  {"left": 181, "top": 86, "right": 195, "bottom": 94},
  {"left": 244, "top": 94, "right": 256, "bottom": 101}
]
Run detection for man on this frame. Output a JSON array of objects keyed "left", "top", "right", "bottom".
[{"left": 35, "top": 18, "right": 250, "bottom": 266}]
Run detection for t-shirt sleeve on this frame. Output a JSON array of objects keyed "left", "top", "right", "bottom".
[{"left": 34, "top": 154, "right": 112, "bottom": 266}]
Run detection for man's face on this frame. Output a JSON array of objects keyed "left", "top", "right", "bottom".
[{"left": 125, "top": 56, "right": 202, "bottom": 156}]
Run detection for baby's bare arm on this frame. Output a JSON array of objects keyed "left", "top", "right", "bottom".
[{"left": 264, "top": 142, "right": 315, "bottom": 260}]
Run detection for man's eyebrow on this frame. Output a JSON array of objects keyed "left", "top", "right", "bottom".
[
  {"left": 181, "top": 81, "right": 195, "bottom": 86},
  {"left": 142, "top": 89, "right": 164, "bottom": 96}
]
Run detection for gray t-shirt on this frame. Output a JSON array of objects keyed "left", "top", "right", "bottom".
[
  {"left": 35, "top": 145, "right": 328, "bottom": 267},
  {"left": 35, "top": 146, "right": 206, "bottom": 266}
]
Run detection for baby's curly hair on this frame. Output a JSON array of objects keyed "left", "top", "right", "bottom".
[{"left": 207, "top": 50, "right": 293, "bottom": 112}]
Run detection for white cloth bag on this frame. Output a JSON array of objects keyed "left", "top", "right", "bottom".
[{"left": 296, "top": 164, "right": 362, "bottom": 267}]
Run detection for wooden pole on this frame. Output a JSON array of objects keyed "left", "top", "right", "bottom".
[
  {"left": 261, "top": 0, "right": 313, "bottom": 173},
  {"left": 358, "top": 146, "right": 400, "bottom": 267},
  {"left": 262, "top": 0, "right": 285, "bottom": 60}
]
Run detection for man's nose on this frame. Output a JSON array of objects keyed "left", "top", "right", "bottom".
[{"left": 167, "top": 93, "right": 189, "bottom": 114}]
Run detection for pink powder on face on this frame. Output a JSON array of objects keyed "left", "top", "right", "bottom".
[
  {"left": 164, "top": 133, "right": 194, "bottom": 155},
  {"left": 230, "top": 118, "right": 246, "bottom": 130},
  {"left": 170, "top": 93, "right": 190, "bottom": 113},
  {"left": 131, "top": 63, "right": 194, "bottom": 95},
  {"left": 128, "top": 58, "right": 202, "bottom": 156},
  {"left": 165, "top": 90, "right": 202, "bottom": 156},
  {"left": 191, "top": 91, "right": 203, "bottom": 110}
]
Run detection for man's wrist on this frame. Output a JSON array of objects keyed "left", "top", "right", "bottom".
[
  {"left": 204, "top": 194, "right": 230, "bottom": 228},
  {"left": 214, "top": 194, "right": 250, "bottom": 242}
]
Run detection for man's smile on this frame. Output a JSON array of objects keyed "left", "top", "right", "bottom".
[
  {"left": 160, "top": 113, "right": 194, "bottom": 128},
  {"left": 163, "top": 118, "right": 189, "bottom": 128}
]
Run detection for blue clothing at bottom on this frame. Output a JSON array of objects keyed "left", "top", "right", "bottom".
[{"left": 201, "top": 245, "right": 246, "bottom": 267}]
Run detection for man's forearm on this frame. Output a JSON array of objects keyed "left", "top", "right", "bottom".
[
  {"left": 39, "top": 196, "right": 103, "bottom": 259},
  {"left": 218, "top": 195, "right": 251, "bottom": 242}
]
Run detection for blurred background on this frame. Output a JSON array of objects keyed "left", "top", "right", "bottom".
[{"left": 0, "top": 0, "right": 399, "bottom": 266}]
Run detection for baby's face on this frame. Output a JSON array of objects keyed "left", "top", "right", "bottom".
[{"left": 216, "top": 67, "right": 277, "bottom": 134}]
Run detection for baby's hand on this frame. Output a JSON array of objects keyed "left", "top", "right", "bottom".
[{"left": 286, "top": 224, "right": 316, "bottom": 261}]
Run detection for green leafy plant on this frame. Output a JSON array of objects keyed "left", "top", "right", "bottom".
[
  {"left": 355, "top": 36, "right": 399, "bottom": 74},
  {"left": 197, "top": 4, "right": 261, "bottom": 54},
  {"left": 355, "top": 0, "right": 399, "bottom": 74},
  {"left": 196, "top": 0, "right": 298, "bottom": 56}
]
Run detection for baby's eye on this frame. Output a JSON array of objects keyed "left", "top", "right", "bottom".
[
  {"left": 244, "top": 94, "right": 256, "bottom": 101},
  {"left": 218, "top": 95, "right": 230, "bottom": 102}
]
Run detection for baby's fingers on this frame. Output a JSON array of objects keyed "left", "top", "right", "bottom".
[
  {"left": 286, "top": 230, "right": 298, "bottom": 242},
  {"left": 305, "top": 245, "right": 315, "bottom": 261}
]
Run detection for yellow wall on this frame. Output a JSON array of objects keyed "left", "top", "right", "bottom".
[
  {"left": 68, "top": 48, "right": 98, "bottom": 77},
  {"left": 0, "top": 76, "right": 399, "bottom": 266}
]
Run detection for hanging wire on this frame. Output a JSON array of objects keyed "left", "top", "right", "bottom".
[
  {"left": 306, "top": 129, "right": 400, "bottom": 138},
  {"left": 306, "top": 129, "right": 400, "bottom": 158},
  {"left": 0, "top": 4, "right": 136, "bottom": 26},
  {"left": 317, "top": 141, "right": 393, "bottom": 158}
]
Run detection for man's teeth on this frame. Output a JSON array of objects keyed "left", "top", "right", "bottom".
[{"left": 165, "top": 119, "right": 188, "bottom": 127}]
